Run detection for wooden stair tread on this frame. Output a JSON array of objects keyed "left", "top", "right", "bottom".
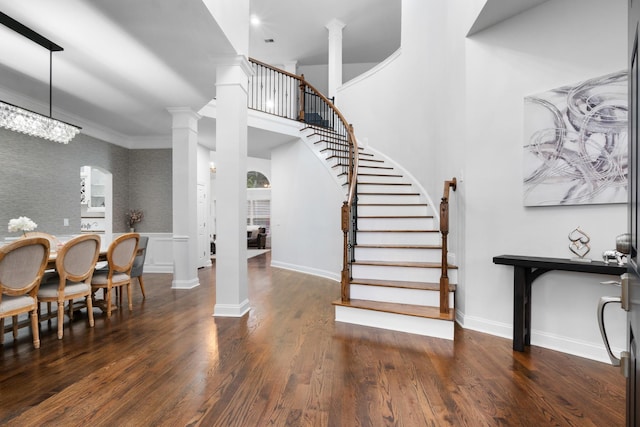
[
  {"left": 334, "top": 164, "right": 393, "bottom": 169},
  {"left": 350, "top": 278, "right": 455, "bottom": 292},
  {"left": 355, "top": 243, "right": 441, "bottom": 249},
  {"left": 319, "top": 148, "right": 373, "bottom": 156},
  {"left": 332, "top": 299, "right": 454, "bottom": 321},
  {"left": 358, "top": 215, "right": 434, "bottom": 219},
  {"left": 357, "top": 173, "right": 403, "bottom": 177},
  {"left": 358, "top": 203, "right": 429, "bottom": 206},
  {"left": 358, "top": 182, "right": 412, "bottom": 186},
  {"left": 358, "top": 229, "right": 439, "bottom": 233},
  {"left": 358, "top": 192, "right": 420, "bottom": 196},
  {"left": 328, "top": 155, "right": 383, "bottom": 162},
  {"left": 353, "top": 260, "right": 458, "bottom": 269}
]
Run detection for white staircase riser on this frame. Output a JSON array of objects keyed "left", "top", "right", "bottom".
[
  {"left": 356, "top": 164, "right": 394, "bottom": 171},
  {"left": 352, "top": 264, "right": 458, "bottom": 283},
  {"left": 350, "top": 284, "right": 454, "bottom": 308},
  {"left": 355, "top": 247, "right": 441, "bottom": 263},
  {"left": 356, "top": 175, "right": 404, "bottom": 184},
  {"left": 357, "top": 184, "right": 415, "bottom": 194},
  {"left": 358, "top": 217, "right": 436, "bottom": 230},
  {"left": 335, "top": 306, "right": 454, "bottom": 340},
  {"left": 358, "top": 194, "right": 422, "bottom": 204},
  {"left": 358, "top": 204, "right": 431, "bottom": 217},
  {"left": 357, "top": 231, "right": 441, "bottom": 245}
]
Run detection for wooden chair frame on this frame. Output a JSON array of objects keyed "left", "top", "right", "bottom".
[
  {"left": 0, "top": 237, "right": 50, "bottom": 349},
  {"left": 38, "top": 234, "right": 101, "bottom": 339},
  {"left": 91, "top": 233, "right": 139, "bottom": 318}
]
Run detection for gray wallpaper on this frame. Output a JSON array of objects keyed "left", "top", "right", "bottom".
[
  {"left": 0, "top": 128, "right": 172, "bottom": 239},
  {"left": 128, "top": 149, "right": 172, "bottom": 233}
]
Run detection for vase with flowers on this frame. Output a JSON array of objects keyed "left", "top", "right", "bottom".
[
  {"left": 8, "top": 216, "right": 38, "bottom": 236},
  {"left": 126, "top": 209, "right": 143, "bottom": 232}
]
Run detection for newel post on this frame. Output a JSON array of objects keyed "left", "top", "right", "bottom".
[
  {"left": 439, "top": 177, "right": 457, "bottom": 315},
  {"left": 341, "top": 201, "right": 351, "bottom": 302}
]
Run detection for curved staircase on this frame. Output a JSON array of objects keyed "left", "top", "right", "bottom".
[
  {"left": 301, "top": 125, "right": 457, "bottom": 340},
  {"left": 247, "top": 58, "right": 457, "bottom": 341}
]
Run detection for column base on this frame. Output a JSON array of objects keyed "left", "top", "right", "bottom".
[{"left": 213, "top": 299, "right": 250, "bottom": 317}]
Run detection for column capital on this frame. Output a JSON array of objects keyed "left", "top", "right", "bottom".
[
  {"left": 166, "top": 107, "right": 201, "bottom": 129},
  {"left": 325, "top": 18, "right": 346, "bottom": 33},
  {"left": 216, "top": 55, "right": 254, "bottom": 83}
]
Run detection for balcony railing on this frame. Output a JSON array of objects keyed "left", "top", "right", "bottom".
[{"left": 248, "top": 58, "right": 359, "bottom": 300}]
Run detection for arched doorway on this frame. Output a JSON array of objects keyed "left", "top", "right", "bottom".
[{"left": 80, "top": 165, "right": 113, "bottom": 243}]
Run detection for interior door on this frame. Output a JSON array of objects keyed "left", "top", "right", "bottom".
[
  {"left": 628, "top": 0, "right": 640, "bottom": 424},
  {"left": 197, "top": 184, "right": 208, "bottom": 268}
]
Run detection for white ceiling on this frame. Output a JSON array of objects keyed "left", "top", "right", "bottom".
[
  {"left": 0, "top": 0, "right": 400, "bottom": 155},
  {"left": 0, "top": 0, "right": 548, "bottom": 157}
]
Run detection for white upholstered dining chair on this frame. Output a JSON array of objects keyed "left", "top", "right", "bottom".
[
  {"left": 38, "top": 234, "right": 101, "bottom": 339},
  {"left": 0, "top": 237, "right": 50, "bottom": 349},
  {"left": 91, "top": 233, "right": 139, "bottom": 318}
]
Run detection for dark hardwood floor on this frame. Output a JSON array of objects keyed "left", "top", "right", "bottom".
[{"left": 0, "top": 252, "right": 625, "bottom": 426}]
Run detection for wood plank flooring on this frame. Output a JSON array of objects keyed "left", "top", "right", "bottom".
[{"left": 0, "top": 252, "right": 625, "bottom": 426}]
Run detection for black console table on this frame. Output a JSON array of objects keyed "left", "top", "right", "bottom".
[{"left": 492, "top": 255, "right": 626, "bottom": 352}]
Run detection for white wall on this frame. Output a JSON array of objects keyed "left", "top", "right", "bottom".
[
  {"left": 462, "top": 0, "right": 627, "bottom": 362},
  {"left": 336, "top": 0, "right": 628, "bottom": 362},
  {"left": 271, "top": 138, "right": 344, "bottom": 281},
  {"left": 299, "top": 62, "right": 381, "bottom": 96}
]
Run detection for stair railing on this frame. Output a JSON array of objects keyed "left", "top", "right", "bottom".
[
  {"left": 248, "top": 58, "right": 359, "bottom": 302},
  {"left": 439, "top": 177, "right": 457, "bottom": 314}
]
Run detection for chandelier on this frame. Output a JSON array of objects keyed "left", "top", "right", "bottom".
[{"left": 0, "top": 12, "right": 81, "bottom": 144}]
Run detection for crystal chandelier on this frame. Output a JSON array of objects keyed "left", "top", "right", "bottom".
[
  {"left": 0, "top": 12, "right": 81, "bottom": 144},
  {"left": 0, "top": 100, "right": 80, "bottom": 144}
]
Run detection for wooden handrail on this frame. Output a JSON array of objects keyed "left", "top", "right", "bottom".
[
  {"left": 439, "top": 177, "right": 457, "bottom": 314},
  {"left": 248, "top": 58, "right": 359, "bottom": 302}
]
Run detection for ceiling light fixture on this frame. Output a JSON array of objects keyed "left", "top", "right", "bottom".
[
  {"left": 0, "top": 12, "right": 81, "bottom": 144},
  {"left": 250, "top": 15, "right": 261, "bottom": 26}
]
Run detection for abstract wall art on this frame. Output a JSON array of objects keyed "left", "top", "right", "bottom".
[{"left": 523, "top": 70, "right": 628, "bottom": 206}]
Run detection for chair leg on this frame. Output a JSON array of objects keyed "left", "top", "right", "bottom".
[
  {"left": 57, "top": 302, "right": 64, "bottom": 339},
  {"left": 30, "top": 310, "right": 40, "bottom": 349},
  {"left": 12, "top": 315, "right": 18, "bottom": 339},
  {"left": 138, "top": 276, "right": 146, "bottom": 299},
  {"left": 106, "top": 287, "right": 112, "bottom": 318},
  {"left": 86, "top": 296, "right": 95, "bottom": 328},
  {"left": 127, "top": 283, "right": 133, "bottom": 311}
]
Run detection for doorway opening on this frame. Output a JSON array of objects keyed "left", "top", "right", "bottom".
[{"left": 80, "top": 165, "right": 113, "bottom": 243}]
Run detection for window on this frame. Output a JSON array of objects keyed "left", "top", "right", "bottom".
[
  {"left": 247, "top": 171, "right": 270, "bottom": 188},
  {"left": 247, "top": 199, "right": 270, "bottom": 233}
]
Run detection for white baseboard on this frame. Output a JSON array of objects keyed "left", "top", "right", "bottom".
[
  {"left": 213, "top": 299, "right": 251, "bottom": 317},
  {"left": 456, "top": 310, "right": 622, "bottom": 365},
  {"left": 270, "top": 260, "right": 340, "bottom": 282},
  {"left": 171, "top": 278, "right": 200, "bottom": 289}
]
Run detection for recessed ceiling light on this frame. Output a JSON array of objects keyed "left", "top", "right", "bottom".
[
  {"left": 250, "top": 15, "right": 261, "bottom": 26},
  {"left": 264, "top": 38, "right": 274, "bottom": 43}
]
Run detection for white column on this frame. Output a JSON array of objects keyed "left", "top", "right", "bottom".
[
  {"left": 282, "top": 61, "right": 298, "bottom": 75},
  {"left": 326, "top": 19, "right": 345, "bottom": 100},
  {"left": 214, "top": 55, "right": 254, "bottom": 317},
  {"left": 167, "top": 107, "right": 201, "bottom": 289}
]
